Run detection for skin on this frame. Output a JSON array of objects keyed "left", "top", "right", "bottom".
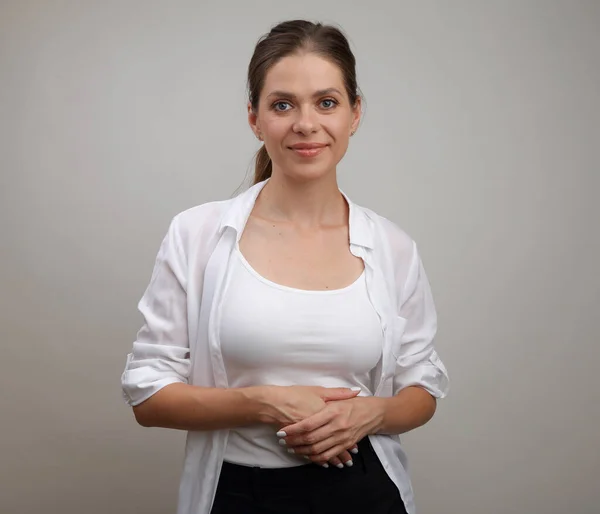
[{"left": 243, "top": 51, "right": 437, "bottom": 467}]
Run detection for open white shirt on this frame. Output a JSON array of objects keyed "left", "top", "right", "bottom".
[{"left": 121, "top": 179, "right": 449, "bottom": 514}]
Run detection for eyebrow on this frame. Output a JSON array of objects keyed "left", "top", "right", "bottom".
[{"left": 265, "top": 88, "right": 343, "bottom": 100}]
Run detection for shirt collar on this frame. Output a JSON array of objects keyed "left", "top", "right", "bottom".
[{"left": 220, "top": 179, "right": 374, "bottom": 249}]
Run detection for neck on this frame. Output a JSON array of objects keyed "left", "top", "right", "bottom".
[{"left": 256, "top": 170, "right": 346, "bottom": 229}]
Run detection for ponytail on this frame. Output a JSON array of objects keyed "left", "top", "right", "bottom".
[{"left": 254, "top": 144, "right": 272, "bottom": 185}]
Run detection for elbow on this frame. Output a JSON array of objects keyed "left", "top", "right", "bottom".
[
  {"left": 125, "top": 381, "right": 186, "bottom": 428},
  {"left": 425, "top": 393, "right": 437, "bottom": 423},
  {"left": 411, "top": 386, "right": 438, "bottom": 426},
  {"left": 129, "top": 383, "right": 177, "bottom": 427},
  {"left": 132, "top": 401, "right": 154, "bottom": 427}
]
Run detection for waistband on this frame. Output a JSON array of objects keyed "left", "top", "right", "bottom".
[{"left": 218, "top": 437, "right": 381, "bottom": 490}]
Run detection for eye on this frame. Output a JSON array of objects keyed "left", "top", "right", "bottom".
[
  {"left": 320, "top": 98, "right": 338, "bottom": 109},
  {"left": 273, "top": 101, "right": 291, "bottom": 112}
]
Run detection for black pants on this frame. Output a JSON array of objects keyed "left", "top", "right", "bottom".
[{"left": 210, "top": 437, "right": 408, "bottom": 514}]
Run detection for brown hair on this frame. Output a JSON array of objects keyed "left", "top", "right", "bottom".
[{"left": 247, "top": 20, "right": 360, "bottom": 185}]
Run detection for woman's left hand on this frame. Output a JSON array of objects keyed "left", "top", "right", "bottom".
[{"left": 277, "top": 397, "right": 385, "bottom": 464}]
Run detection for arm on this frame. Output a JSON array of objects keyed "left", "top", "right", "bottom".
[
  {"left": 389, "top": 240, "right": 449, "bottom": 408},
  {"left": 121, "top": 215, "right": 253, "bottom": 430},
  {"left": 120, "top": 218, "right": 359, "bottom": 430},
  {"left": 132, "top": 383, "right": 360, "bottom": 431},
  {"left": 121, "top": 215, "right": 246, "bottom": 430},
  {"left": 372, "top": 241, "right": 449, "bottom": 433},
  {"left": 132, "top": 383, "right": 263, "bottom": 430},
  {"left": 363, "top": 385, "right": 437, "bottom": 436}
]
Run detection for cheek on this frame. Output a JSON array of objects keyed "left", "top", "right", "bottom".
[
  {"left": 328, "top": 121, "right": 351, "bottom": 149},
  {"left": 321, "top": 113, "right": 351, "bottom": 138},
  {"left": 261, "top": 116, "right": 289, "bottom": 141},
  {"left": 329, "top": 122, "right": 351, "bottom": 158}
]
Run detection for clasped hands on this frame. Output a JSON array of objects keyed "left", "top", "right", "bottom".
[{"left": 260, "top": 385, "right": 383, "bottom": 469}]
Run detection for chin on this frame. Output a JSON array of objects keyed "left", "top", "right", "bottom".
[{"left": 282, "top": 163, "right": 335, "bottom": 182}]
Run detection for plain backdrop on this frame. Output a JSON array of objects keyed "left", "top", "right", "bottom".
[{"left": 1, "top": 1, "right": 599, "bottom": 513}]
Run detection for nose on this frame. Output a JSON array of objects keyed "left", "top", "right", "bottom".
[{"left": 292, "top": 106, "right": 318, "bottom": 136}]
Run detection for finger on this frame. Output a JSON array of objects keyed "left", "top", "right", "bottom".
[
  {"left": 312, "top": 442, "right": 357, "bottom": 465},
  {"left": 284, "top": 423, "right": 336, "bottom": 448},
  {"left": 306, "top": 446, "right": 357, "bottom": 467},
  {"left": 328, "top": 455, "right": 345, "bottom": 469},
  {"left": 334, "top": 450, "right": 354, "bottom": 468},
  {"left": 292, "top": 435, "right": 340, "bottom": 458},
  {"left": 300, "top": 454, "right": 330, "bottom": 468},
  {"left": 320, "top": 387, "right": 361, "bottom": 402},
  {"left": 277, "top": 407, "right": 335, "bottom": 438}
]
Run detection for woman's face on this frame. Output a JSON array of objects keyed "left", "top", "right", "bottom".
[{"left": 249, "top": 52, "right": 361, "bottom": 182}]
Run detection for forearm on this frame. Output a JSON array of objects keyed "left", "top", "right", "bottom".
[
  {"left": 370, "top": 386, "right": 437, "bottom": 435},
  {"left": 132, "top": 383, "right": 272, "bottom": 431}
]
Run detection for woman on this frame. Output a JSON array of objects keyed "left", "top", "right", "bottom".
[{"left": 121, "top": 19, "right": 449, "bottom": 514}]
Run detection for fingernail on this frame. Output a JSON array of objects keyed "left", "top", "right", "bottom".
[
  {"left": 336, "top": 463, "right": 344, "bottom": 469},
  {"left": 276, "top": 431, "right": 287, "bottom": 437},
  {"left": 287, "top": 448, "right": 295, "bottom": 454},
  {"left": 350, "top": 387, "right": 361, "bottom": 392},
  {"left": 321, "top": 463, "right": 329, "bottom": 468},
  {"left": 303, "top": 456, "right": 310, "bottom": 461},
  {"left": 345, "top": 460, "right": 353, "bottom": 467},
  {"left": 350, "top": 448, "right": 359, "bottom": 455},
  {"left": 278, "top": 439, "right": 286, "bottom": 446}
]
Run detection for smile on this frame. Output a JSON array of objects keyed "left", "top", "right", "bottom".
[{"left": 289, "top": 145, "right": 328, "bottom": 158}]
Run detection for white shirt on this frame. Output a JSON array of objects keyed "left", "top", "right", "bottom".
[
  {"left": 121, "top": 179, "right": 449, "bottom": 514},
  {"left": 221, "top": 245, "right": 383, "bottom": 468}
]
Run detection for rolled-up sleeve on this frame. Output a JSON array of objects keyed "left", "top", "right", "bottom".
[
  {"left": 121, "top": 215, "right": 191, "bottom": 406},
  {"left": 392, "top": 242, "right": 449, "bottom": 398}
]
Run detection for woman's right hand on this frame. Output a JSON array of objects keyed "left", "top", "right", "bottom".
[{"left": 253, "top": 385, "right": 360, "bottom": 468}]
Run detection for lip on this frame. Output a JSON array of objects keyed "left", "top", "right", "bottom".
[
  {"left": 289, "top": 143, "right": 328, "bottom": 157},
  {"left": 290, "top": 143, "right": 328, "bottom": 149}
]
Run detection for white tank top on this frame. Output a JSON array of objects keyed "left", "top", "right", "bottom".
[{"left": 220, "top": 244, "right": 384, "bottom": 468}]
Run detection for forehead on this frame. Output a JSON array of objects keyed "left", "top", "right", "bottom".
[{"left": 262, "top": 53, "right": 345, "bottom": 97}]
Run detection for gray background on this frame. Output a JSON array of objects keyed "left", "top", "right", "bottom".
[{"left": 1, "top": 1, "right": 599, "bottom": 513}]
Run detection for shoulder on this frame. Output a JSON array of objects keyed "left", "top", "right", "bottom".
[
  {"left": 173, "top": 199, "right": 227, "bottom": 232},
  {"left": 355, "top": 203, "right": 425, "bottom": 305},
  {"left": 167, "top": 198, "right": 232, "bottom": 254},
  {"left": 355, "top": 203, "right": 417, "bottom": 262}
]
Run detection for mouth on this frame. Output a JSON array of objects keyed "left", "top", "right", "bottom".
[{"left": 288, "top": 143, "right": 328, "bottom": 158}]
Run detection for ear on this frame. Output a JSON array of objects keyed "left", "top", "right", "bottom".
[
  {"left": 248, "top": 102, "right": 262, "bottom": 140},
  {"left": 350, "top": 95, "right": 362, "bottom": 135}
]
